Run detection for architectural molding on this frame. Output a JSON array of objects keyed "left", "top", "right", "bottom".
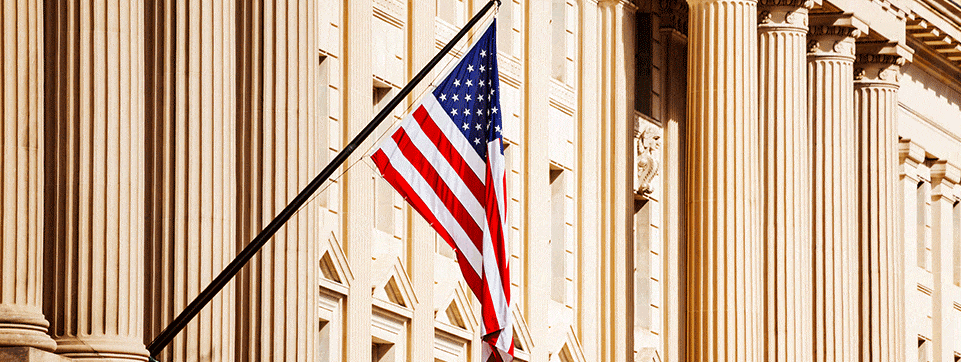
[
  {"left": 434, "top": 283, "right": 478, "bottom": 340},
  {"left": 320, "top": 234, "right": 354, "bottom": 294},
  {"left": 510, "top": 305, "right": 535, "bottom": 361}
]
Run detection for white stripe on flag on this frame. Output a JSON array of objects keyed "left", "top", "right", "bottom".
[
  {"left": 378, "top": 137, "right": 484, "bottom": 277},
  {"left": 421, "top": 95, "right": 487, "bottom": 180},
  {"left": 400, "top": 118, "right": 486, "bottom": 229}
]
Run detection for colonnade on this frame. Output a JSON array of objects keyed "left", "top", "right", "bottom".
[
  {"left": 0, "top": 0, "right": 319, "bottom": 360},
  {"left": 684, "top": 0, "right": 905, "bottom": 360}
]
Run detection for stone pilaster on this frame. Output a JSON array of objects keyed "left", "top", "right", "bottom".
[
  {"left": 685, "top": 0, "right": 762, "bottom": 359},
  {"left": 659, "top": 16, "right": 687, "bottom": 362},
  {"left": 0, "top": 0, "right": 56, "bottom": 352},
  {"left": 342, "top": 0, "right": 373, "bottom": 360},
  {"left": 142, "top": 0, "right": 237, "bottom": 360},
  {"left": 576, "top": 2, "right": 602, "bottom": 360},
  {"left": 42, "top": 0, "right": 149, "bottom": 359},
  {"left": 407, "top": 0, "right": 435, "bottom": 360},
  {"left": 757, "top": 2, "right": 812, "bottom": 361},
  {"left": 807, "top": 18, "right": 859, "bottom": 362},
  {"left": 234, "top": 0, "right": 318, "bottom": 360},
  {"left": 598, "top": 1, "right": 635, "bottom": 361},
  {"left": 929, "top": 161, "right": 959, "bottom": 362},
  {"left": 853, "top": 51, "right": 903, "bottom": 362}
]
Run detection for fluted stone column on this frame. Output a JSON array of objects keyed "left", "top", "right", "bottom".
[
  {"left": 142, "top": 0, "right": 237, "bottom": 360},
  {"left": 234, "top": 0, "right": 318, "bottom": 360},
  {"left": 807, "top": 18, "right": 859, "bottom": 362},
  {"left": 342, "top": 0, "right": 373, "bottom": 361},
  {"left": 598, "top": 1, "right": 635, "bottom": 361},
  {"left": 0, "top": 0, "right": 57, "bottom": 352},
  {"left": 757, "top": 2, "right": 812, "bottom": 361},
  {"left": 854, "top": 52, "right": 903, "bottom": 362},
  {"left": 42, "top": 0, "right": 149, "bottom": 359},
  {"left": 685, "top": 0, "right": 762, "bottom": 359}
]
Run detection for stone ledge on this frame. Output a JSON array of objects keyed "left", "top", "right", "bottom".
[{"left": 0, "top": 347, "right": 71, "bottom": 362}]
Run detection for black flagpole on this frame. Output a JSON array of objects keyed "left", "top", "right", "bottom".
[{"left": 146, "top": 0, "right": 500, "bottom": 358}]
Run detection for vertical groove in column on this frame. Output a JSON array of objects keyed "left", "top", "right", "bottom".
[
  {"left": 807, "top": 24, "right": 858, "bottom": 362},
  {"left": 853, "top": 54, "right": 902, "bottom": 362},
  {"left": 685, "top": 0, "right": 761, "bottom": 360},
  {"left": 0, "top": 0, "right": 57, "bottom": 352},
  {"left": 234, "top": 0, "right": 318, "bottom": 360},
  {"left": 757, "top": 3, "right": 811, "bottom": 362},
  {"left": 42, "top": 0, "right": 148, "bottom": 359},
  {"left": 143, "top": 0, "right": 237, "bottom": 360}
]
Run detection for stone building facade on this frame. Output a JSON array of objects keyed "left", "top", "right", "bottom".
[{"left": 0, "top": 0, "right": 959, "bottom": 361}]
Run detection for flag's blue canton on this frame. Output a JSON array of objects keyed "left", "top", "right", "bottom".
[{"left": 432, "top": 21, "right": 503, "bottom": 158}]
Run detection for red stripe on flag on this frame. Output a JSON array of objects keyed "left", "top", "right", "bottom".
[
  {"left": 486, "top": 171, "right": 511, "bottom": 296},
  {"left": 371, "top": 149, "right": 484, "bottom": 295},
  {"left": 391, "top": 128, "right": 485, "bottom": 253},
  {"left": 412, "top": 106, "right": 487, "bottom": 205}
]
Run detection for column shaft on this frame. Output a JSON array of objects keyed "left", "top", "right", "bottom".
[
  {"left": 807, "top": 23, "right": 859, "bottom": 362},
  {"left": 234, "top": 0, "right": 318, "bottom": 360},
  {"left": 341, "top": 0, "right": 372, "bottom": 360},
  {"left": 854, "top": 54, "right": 903, "bottom": 362},
  {"left": 0, "top": 0, "right": 56, "bottom": 351},
  {"left": 42, "top": 0, "right": 148, "bottom": 359},
  {"left": 143, "top": 0, "right": 237, "bottom": 360},
  {"left": 407, "top": 0, "right": 435, "bottom": 359},
  {"left": 598, "top": 1, "right": 635, "bottom": 360},
  {"left": 757, "top": 3, "right": 811, "bottom": 361},
  {"left": 685, "top": 0, "right": 762, "bottom": 360}
]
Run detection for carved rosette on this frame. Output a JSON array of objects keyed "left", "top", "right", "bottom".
[{"left": 635, "top": 125, "right": 662, "bottom": 199}]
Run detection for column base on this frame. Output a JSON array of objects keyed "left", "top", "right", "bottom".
[
  {"left": 0, "top": 309, "right": 57, "bottom": 352},
  {"left": 0, "top": 347, "right": 72, "bottom": 362},
  {"left": 54, "top": 336, "right": 148, "bottom": 361}
]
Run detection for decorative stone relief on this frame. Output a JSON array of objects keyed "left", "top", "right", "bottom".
[
  {"left": 658, "top": 0, "right": 689, "bottom": 34},
  {"left": 807, "top": 26, "right": 859, "bottom": 55},
  {"left": 635, "top": 125, "right": 662, "bottom": 199},
  {"left": 854, "top": 54, "right": 904, "bottom": 83}
]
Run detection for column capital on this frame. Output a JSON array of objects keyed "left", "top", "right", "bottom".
[
  {"left": 659, "top": 0, "right": 689, "bottom": 34},
  {"left": 807, "top": 14, "right": 867, "bottom": 58},
  {"left": 758, "top": 4, "right": 809, "bottom": 32},
  {"left": 854, "top": 42, "right": 910, "bottom": 84}
]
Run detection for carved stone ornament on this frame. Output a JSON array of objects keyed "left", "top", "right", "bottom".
[
  {"left": 658, "top": 0, "right": 689, "bottom": 35},
  {"left": 635, "top": 125, "right": 662, "bottom": 199},
  {"left": 759, "top": 10, "right": 772, "bottom": 25},
  {"left": 785, "top": 10, "right": 805, "bottom": 26},
  {"left": 854, "top": 67, "right": 866, "bottom": 80}
]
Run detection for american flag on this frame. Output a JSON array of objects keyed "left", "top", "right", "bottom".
[{"left": 370, "top": 21, "right": 513, "bottom": 362}]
